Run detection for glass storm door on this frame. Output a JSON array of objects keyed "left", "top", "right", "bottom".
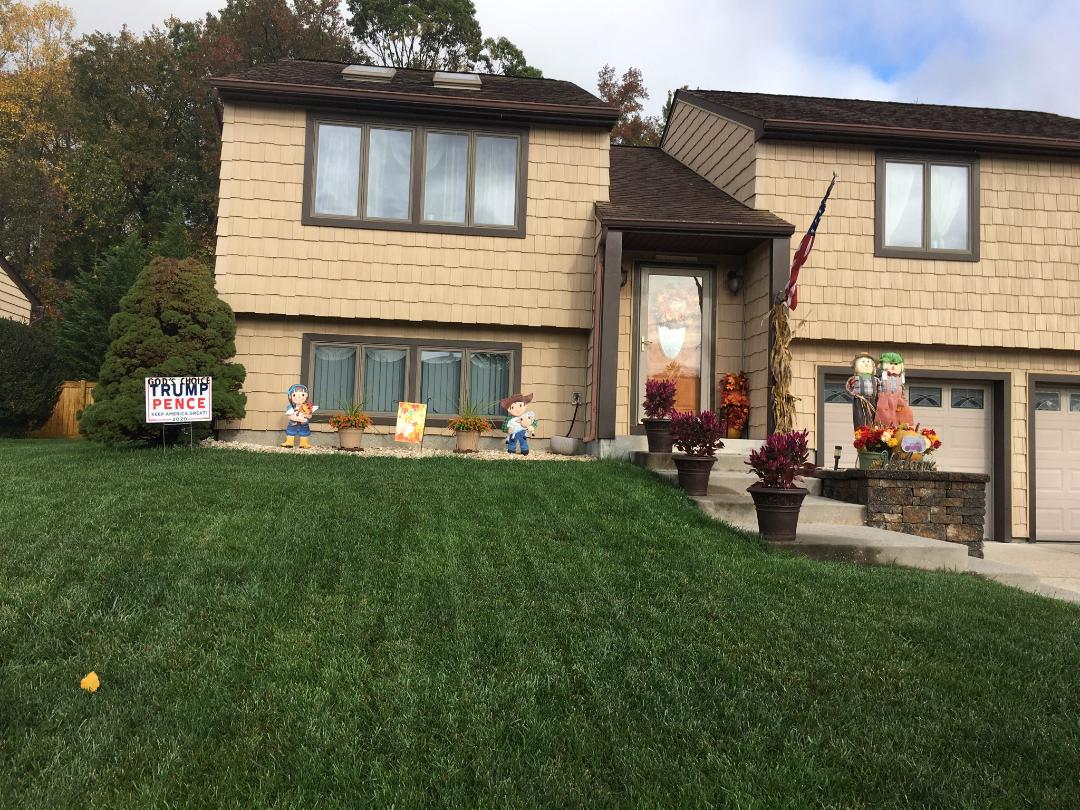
[{"left": 637, "top": 267, "right": 712, "bottom": 422}]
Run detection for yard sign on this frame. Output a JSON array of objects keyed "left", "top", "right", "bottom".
[
  {"left": 145, "top": 376, "right": 213, "bottom": 423},
  {"left": 394, "top": 402, "right": 427, "bottom": 444}
]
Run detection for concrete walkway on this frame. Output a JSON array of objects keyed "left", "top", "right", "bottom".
[{"left": 982, "top": 542, "right": 1080, "bottom": 602}]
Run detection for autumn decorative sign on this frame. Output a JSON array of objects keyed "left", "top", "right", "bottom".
[{"left": 394, "top": 402, "right": 427, "bottom": 444}]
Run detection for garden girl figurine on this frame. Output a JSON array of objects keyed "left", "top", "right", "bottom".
[
  {"left": 282, "top": 383, "right": 318, "bottom": 449},
  {"left": 845, "top": 351, "right": 879, "bottom": 429},
  {"left": 500, "top": 393, "right": 535, "bottom": 456},
  {"left": 875, "top": 351, "right": 915, "bottom": 428}
]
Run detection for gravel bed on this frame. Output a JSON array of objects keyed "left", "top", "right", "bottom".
[{"left": 200, "top": 438, "right": 594, "bottom": 462}]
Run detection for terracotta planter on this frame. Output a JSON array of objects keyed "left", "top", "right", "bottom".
[
  {"left": 726, "top": 425, "right": 744, "bottom": 439},
  {"left": 338, "top": 428, "right": 364, "bottom": 451},
  {"left": 454, "top": 430, "right": 481, "bottom": 453},
  {"left": 642, "top": 417, "right": 674, "bottom": 453},
  {"left": 672, "top": 454, "right": 716, "bottom": 495},
  {"left": 747, "top": 484, "right": 808, "bottom": 541}
]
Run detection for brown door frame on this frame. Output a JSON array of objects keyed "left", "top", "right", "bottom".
[
  {"left": 629, "top": 262, "right": 717, "bottom": 434},
  {"left": 817, "top": 365, "right": 1012, "bottom": 542},
  {"left": 1027, "top": 373, "right": 1080, "bottom": 543}
]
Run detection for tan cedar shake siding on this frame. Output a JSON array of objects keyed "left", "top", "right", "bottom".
[
  {"left": 215, "top": 101, "right": 609, "bottom": 441},
  {"left": 0, "top": 268, "right": 32, "bottom": 323},
  {"left": 215, "top": 104, "right": 609, "bottom": 329},
  {"left": 754, "top": 140, "right": 1080, "bottom": 538},
  {"left": 741, "top": 242, "right": 771, "bottom": 437},
  {"left": 662, "top": 98, "right": 756, "bottom": 206}
]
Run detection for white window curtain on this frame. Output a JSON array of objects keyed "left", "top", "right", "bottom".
[
  {"left": 469, "top": 352, "right": 511, "bottom": 415},
  {"left": 422, "top": 132, "right": 469, "bottom": 223},
  {"left": 420, "top": 350, "right": 462, "bottom": 414},
  {"left": 363, "top": 348, "right": 407, "bottom": 412},
  {"left": 884, "top": 162, "right": 923, "bottom": 248},
  {"left": 366, "top": 128, "right": 413, "bottom": 220},
  {"left": 930, "top": 164, "right": 969, "bottom": 250},
  {"left": 314, "top": 124, "right": 362, "bottom": 217},
  {"left": 313, "top": 345, "right": 357, "bottom": 411},
  {"left": 472, "top": 136, "right": 518, "bottom": 226}
]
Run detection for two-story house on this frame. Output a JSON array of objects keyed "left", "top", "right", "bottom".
[{"left": 210, "top": 60, "right": 1080, "bottom": 544}]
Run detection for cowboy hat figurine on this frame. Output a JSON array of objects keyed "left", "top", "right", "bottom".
[{"left": 500, "top": 393, "right": 536, "bottom": 456}]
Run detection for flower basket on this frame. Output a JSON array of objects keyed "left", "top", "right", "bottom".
[
  {"left": 448, "top": 408, "right": 493, "bottom": 454},
  {"left": 717, "top": 372, "right": 750, "bottom": 441},
  {"left": 328, "top": 406, "right": 372, "bottom": 451}
]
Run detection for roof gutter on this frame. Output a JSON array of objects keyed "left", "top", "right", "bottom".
[
  {"left": 762, "top": 119, "right": 1080, "bottom": 157},
  {"left": 211, "top": 77, "right": 621, "bottom": 128}
]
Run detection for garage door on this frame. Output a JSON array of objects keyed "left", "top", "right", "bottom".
[
  {"left": 823, "top": 377, "right": 994, "bottom": 538},
  {"left": 1034, "top": 388, "right": 1080, "bottom": 541}
]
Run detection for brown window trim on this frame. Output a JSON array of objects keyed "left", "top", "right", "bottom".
[
  {"left": 874, "top": 151, "right": 980, "bottom": 262},
  {"left": 301, "top": 111, "right": 529, "bottom": 238},
  {"left": 299, "top": 333, "right": 522, "bottom": 427}
]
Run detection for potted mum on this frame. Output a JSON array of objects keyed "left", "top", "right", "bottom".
[
  {"left": 447, "top": 404, "right": 492, "bottom": 453},
  {"left": 328, "top": 403, "right": 372, "bottom": 451},
  {"left": 670, "top": 409, "right": 724, "bottom": 495},
  {"left": 641, "top": 378, "right": 677, "bottom": 453},
  {"left": 746, "top": 430, "right": 815, "bottom": 541},
  {"left": 717, "top": 372, "right": 750, "bottom": 439}
]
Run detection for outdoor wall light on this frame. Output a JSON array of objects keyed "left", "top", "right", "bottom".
[
  {"left": 833, "top": 445, "right": 843, "bottom": 470},
  {"left": 726, "top": 270, "right": 742, "bottom": 295}
]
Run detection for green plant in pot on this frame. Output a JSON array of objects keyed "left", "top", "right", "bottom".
[
  {"left": 670, "top": 409, "right": 724, "bottom": 495},
  {"left": 328, "top": 403, "right": 372, "bottom": 451},
  {"left": 447, "top": 403, "right": 493, "bottom": 454},
  {"left": 641, "top": 378, "right": 677, "bottom": 453},
  {"left": 746, "top": 430, "right": 816, "bottom": 541}
]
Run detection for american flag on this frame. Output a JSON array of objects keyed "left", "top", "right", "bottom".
[{"left": 783, "top": 174, "right": 836, "bottom": 310}]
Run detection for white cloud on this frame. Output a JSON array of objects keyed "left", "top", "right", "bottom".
[{"left": 63, "top": 0, "right": 1080, "bottom": 117}]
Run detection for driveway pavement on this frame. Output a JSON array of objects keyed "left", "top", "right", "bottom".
[{"left": 982, "top": 542, "right": 1080, "bottom": 597}]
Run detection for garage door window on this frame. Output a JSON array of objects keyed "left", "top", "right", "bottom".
[
  {"left": 952, "top": 388, "right": 985, "bottom": 409},
  {"left": 1070, "top": 393, "right": 1080, "bottom": 412},
  {"left": 1035, "top": 391, "right": 1061, "bottom": 411},
  {"left": 909, "top": 386, "right": 942, "bottom": 407},
  {"left": 824, "top": 380, "right": 853, "bottom": 404}
]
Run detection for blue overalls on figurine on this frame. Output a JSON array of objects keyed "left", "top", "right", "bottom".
[
  {"left": 282, "top": 383, "right": 318, "bottom": 449},
  {"left": 500, "top": 393, "right": 535, "bottom": 456}
]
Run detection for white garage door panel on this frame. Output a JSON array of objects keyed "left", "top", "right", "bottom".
[
  {"left": 823, "top": 378, "right": 993, "bottom": 538},
  {"left": 1035, "top": 389, "right": 1080, "bottom": 541}
]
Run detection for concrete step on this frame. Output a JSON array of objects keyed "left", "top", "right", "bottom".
[
  {"left": 656, "top": 469, "right": 822, "bottom": 496},
  {"left": 763, "top": 523, "right": 970, "bottom": 572},
  {"left": 966, "top": 556, "right": 1043, "bottom": 590},
  {"left": 693, "top": 493, "right": 866, "bottom": 527},
  {"left": 631, "top": 450, "right": 767, "bottom": 474}
]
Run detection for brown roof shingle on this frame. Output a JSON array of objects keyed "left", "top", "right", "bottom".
[
  {"left": 598, "top": 146, "right": 792, "bottom": 234},
  {"left": 212, "top": 59, "right": 619, "bottom": 127},
  {"left": 684, "top": 89, "right": 1080, "bottom": 154}
]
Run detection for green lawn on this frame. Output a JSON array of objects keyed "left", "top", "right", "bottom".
[{"left": 1, "top": 440, "right": 1078, "bottom": 807}]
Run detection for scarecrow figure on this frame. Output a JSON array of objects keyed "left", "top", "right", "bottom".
[
  {"left": 500, "top": 393, "right": 536, "bottom": 456},
  {"left": 876, "top": 351, "right": 915, "bottom": 428},
  {"left": 844, "top": 351, "right": 879, "bottom": 429},
  {"left": 282, "top": 383, "right": 318, "bottom": 449}
]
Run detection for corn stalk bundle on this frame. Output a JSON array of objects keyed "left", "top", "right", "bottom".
[{"left": 769, "top": 299, "right": 798, "bottom": 433}]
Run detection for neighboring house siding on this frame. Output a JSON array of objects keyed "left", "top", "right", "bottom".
[
  {"left": 753, "top": 139, "right": 1080, "bottom": 539},
  {"left": 662, "top": 99, "right": 756, "bottom": 206},
  {"left": 225, "top": 316, "right": 588, "bottom": 439},
  {"left": 0, "top": 270, "right": 31, "bottom": 323},
  {"left": 215, "top": 103, "right": 609, "bottom": 331}
]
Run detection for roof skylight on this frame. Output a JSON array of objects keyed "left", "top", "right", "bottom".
[
  {"left": 341, "top": 65, "right": 396, "bottom": 82},
  {"left": 433, "top": 71, "right": 482, "bottom": 90}
]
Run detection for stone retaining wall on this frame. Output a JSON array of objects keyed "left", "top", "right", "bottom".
[{"left": 816, "top": 469, "right": 990, "bottom": 557}]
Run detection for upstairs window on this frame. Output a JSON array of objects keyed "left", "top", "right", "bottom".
[
  {"left": 875, "top": 154, "right": 979, "bottom": 261},
  {"left": 306, "top": 115, "right": 526, "bottom": 237}
]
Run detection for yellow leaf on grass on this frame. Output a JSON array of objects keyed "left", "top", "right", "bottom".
[{"left": 80, "top": 672, "right": 100, "bottom": 693}]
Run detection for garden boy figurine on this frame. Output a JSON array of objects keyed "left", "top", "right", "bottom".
[
  {"left": 845, "top": 351, "right": 879, "bottom": 429},
  {"left": 282, "top": 383, "right": 318, "bottom": 449},
  {"left": 500, "top": 393, "right": 535, "bottom": 456}
]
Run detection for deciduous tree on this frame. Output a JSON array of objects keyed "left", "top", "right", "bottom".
[{"left": 597, "top": 64, "right": 663, "bottom": 146}]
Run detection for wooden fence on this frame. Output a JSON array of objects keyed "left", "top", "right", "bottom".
[{"left": 31, "top": 380, "right": 96, "bottom": 438}]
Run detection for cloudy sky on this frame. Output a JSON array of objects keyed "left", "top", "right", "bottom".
[{"left": 66, "top": 0, "right": 1080, "bottom": 118}]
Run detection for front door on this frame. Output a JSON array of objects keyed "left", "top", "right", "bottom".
[{"left": 636, "top": 266, "right": 713, "bottom": 423}]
